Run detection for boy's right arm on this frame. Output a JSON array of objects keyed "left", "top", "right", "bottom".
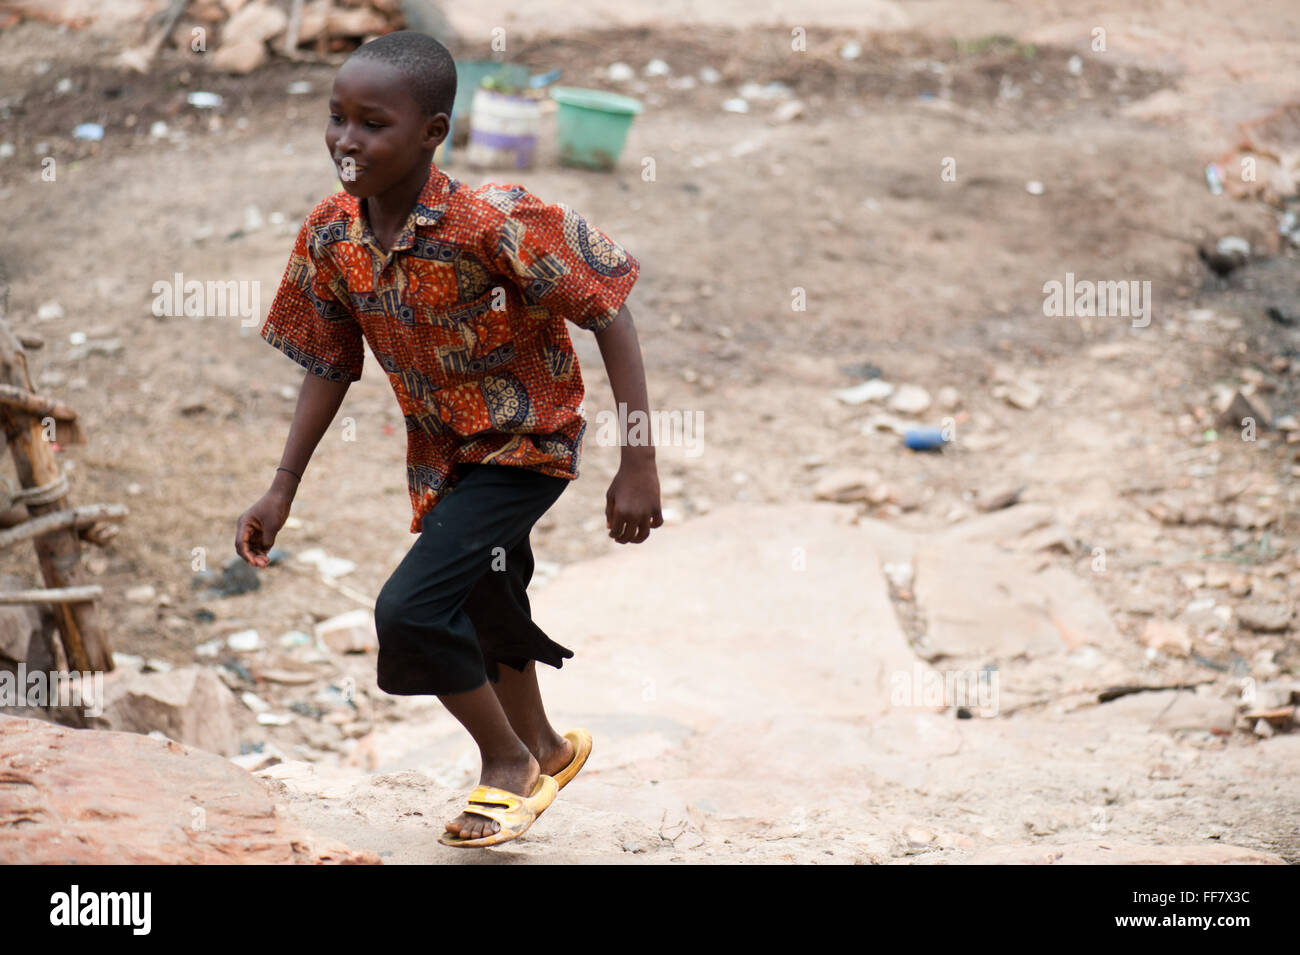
[
  {"left": 239, "top": 200, "right": 363, "bottom": 567},
  {"left": 236, "top": 372, "right": 351, "bottom": 567}
]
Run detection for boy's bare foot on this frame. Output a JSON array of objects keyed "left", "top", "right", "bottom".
[
  {"left": 445, "top": 749, "right": 540, "bottom": 841},
  {"left": 535, "top": 732, "right": 575, "bottom": 778}
]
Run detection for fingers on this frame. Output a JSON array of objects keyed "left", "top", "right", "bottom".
[
  {"left": 608, "top": 513, "right": 655, "bottom": 544},
  {"left": 236, "top": 518, "right": 267, "bottom": 567}
]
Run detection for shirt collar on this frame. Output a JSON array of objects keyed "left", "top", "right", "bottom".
[{"left": 348, "top": 162, "right": 459, "bottom": 255}]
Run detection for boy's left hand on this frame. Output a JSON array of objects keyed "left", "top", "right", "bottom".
[{"left": 605, "top": 459, "right": 663, "bottom": 543}]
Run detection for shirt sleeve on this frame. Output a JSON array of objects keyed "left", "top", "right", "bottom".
[
  {"left": 484, "top": 185, "right": 640, "bottom": 334},
  {"left": 259, "top": 209, "right": 365, "bottom": 382}
]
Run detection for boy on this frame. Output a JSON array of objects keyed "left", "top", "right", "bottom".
[{"left": 234, "top": 31, "right": 662, "bottom": 848}]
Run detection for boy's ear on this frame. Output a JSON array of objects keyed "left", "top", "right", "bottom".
[{"left": 424, "top": 113, "right": 449, "bottom": 150}]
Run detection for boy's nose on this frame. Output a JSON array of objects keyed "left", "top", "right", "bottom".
[{"left": 331, "top": 126, "right": 358, "bottom": 154}]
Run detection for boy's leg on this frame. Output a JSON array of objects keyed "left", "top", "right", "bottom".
[
  {"left": 373, "top": 463, "right": 568, "bottom": 839},
  {"left": 488, "top": 660, "right": 575, "bottom": 778},
  {"left": 435, "top": 682, "right": 538, "bottom": 841},
  {"left": 463, "top": 532, "right": 575, "bottom": 776}
]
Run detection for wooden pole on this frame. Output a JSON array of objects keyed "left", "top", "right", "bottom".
[
  {"left": 0, "top": 584, "right": 102, "bottom": 604},
  {"left": 0, "top": 294, "right": 112, "bottom": 672},
  {"left": 0, "top": 502, "right": 127, "bottom": 550}
]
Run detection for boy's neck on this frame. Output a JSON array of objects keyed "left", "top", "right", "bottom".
[{"left": 363, "top": 157, "right": 435, "bottom": 245}]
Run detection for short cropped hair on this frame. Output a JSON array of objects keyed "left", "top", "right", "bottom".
[{"left": 348, "top": 30, "right": 457, "bottom": 119}]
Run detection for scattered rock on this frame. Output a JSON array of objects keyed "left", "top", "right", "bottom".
[
  {"left": 813, "top": 468, "right": 888, "bottom": 505},
  {"left": 961, "top": 432, "right": 1007, "bottom": 451},
  {"left": 1242, "top": 706, "right": 1295, "bottom": 730},
  {"left": 944, "top": 503, "right": 1055, "bottom": 544},
  {"left": 224, "top": 0, "right": 288, "bottom": 42},
  {"left": 73, "top": 665, "right": 240, "bottom": 756},
  {"left": 1096, "top": 687, "right": 1237, "bottom": 733},
  {"left": 257, "top": 667, "right": 318, "bottom": 686},
  {"left": 1223, "top": 391, "right": 1273, "bottom": 430},
  {"left": 36, "top": 301, "right": 65, "bottom": 321},
  {"left": 1247, "top": 682, "right": 1296, "bottom": 709},
  {"left": 1236, "top": 602, "right": 1293, "bottom": 632},
  {"left": 212, "top": 39, "right": 269, "bottom": 75},
  {"left": 860, "top": 413, "right": 911, "bottom": 436},
  {"left": 975, "top": 483, "right": 1025, "bottom": 512},
  {"left": 771, "top": 100, "right": 805, "bottom": 123},
  {"left": 315, "top": 609, "right": 377, "bottom": 654},
  {"left": 994, "top": 379, "right": 1041, "bottom": 410},
  {"left": 882, "top": 561, "right": 914, "bottom": 590},
  {"left": 255, "top": 759, "right": 318, "bottom": 780},
  {"left": 226, "top": 629, "right": 263, "bottom": 652},
  {"left": 0, "top": 586, "right": 57, "bottom": 671},
  {"left": 296, "top": 547, "right": 357, "bottom": 579},
  {"left": 888, "top": 384, "right": 932, "bottom": 415},
  {"left": 228, "top": 743, "right": 287, "bottom": 773},
  {"left": 833, "top": 380, "right": 892, "bottom": 405},
  {"left": 125, "top": 584, "right": 156, "bottom": 603},
  {"left": 0, "top": 715, "right": 378, "bottom": 863},
  {"left": 903, "top": 824, "right": 937, "bottom": 847},
  {"left": 193, "top": 555, "right": 260, "bottom": 598},
  {"left": 1141, "top": 619, "right": 1192, "bottom": 656},
  {"left": 1267, "top": 305, "right": 1298, "bottom": 327}
]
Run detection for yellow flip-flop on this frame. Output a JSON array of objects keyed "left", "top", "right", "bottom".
[
  {"left": 552, "top": 728, "right": 593, "bottom": 790},
  {"left": 438, "top": 774, "right": 558, "bottom": 849}
]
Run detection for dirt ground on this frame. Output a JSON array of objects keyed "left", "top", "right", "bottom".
[{"left": 0, "top": 0, "right": 1297, "bottom": 863}]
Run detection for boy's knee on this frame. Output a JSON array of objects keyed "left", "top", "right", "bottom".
[
  {"left": 374, "top": 582, "right": 458, "bottom": 641},
  {"left": 374, "top": 584, "right": 410, "bottom": 639}
]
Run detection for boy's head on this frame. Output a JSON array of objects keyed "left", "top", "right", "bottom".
[{"left": 326, "top": 30, "right": 457, "bottom": 200}]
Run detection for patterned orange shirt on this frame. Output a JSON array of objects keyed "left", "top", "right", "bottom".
[{"left": 260, "top": 162, "right": 640, "bottom": 533}]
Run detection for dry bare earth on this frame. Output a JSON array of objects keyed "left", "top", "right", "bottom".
[{"left": 0, "top": 3, "right": 1296, "bottom": 863}]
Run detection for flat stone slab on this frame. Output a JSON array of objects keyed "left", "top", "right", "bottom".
[{"left": 532, "top": 501, "right": 920, "bottom": 720}]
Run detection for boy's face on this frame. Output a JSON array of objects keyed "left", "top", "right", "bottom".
[{"left": 326, "top": 58, "right": 449, "bottom": 200}]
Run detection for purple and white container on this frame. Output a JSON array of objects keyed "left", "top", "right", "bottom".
[{"left": 465, "top": 88, "right": 540, "bottom": 170}]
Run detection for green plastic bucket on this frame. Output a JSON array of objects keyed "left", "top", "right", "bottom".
[{"left": 549, "top": 87, "right": 643, "bottom": 171}]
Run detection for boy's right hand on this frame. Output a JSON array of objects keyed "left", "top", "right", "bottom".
[{"left": 235, "top": 490, "right": 292, "bottom": 567}]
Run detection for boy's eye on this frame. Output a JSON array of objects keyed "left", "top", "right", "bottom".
[{"left": 326, "top": 114, "right": 383, "bottom": 128}]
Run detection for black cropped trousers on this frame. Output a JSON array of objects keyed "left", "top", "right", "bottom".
[{"left": 373, "top": 462, "right": 573, "bottom": 696}]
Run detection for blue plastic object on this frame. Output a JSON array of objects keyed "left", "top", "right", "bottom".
[{"left": 904, "top": 427, "right": 948, "bottom": 450}]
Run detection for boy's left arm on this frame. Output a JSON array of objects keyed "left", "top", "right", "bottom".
[{"left": 595, "top": 303, "right": 663, "bottom": 544}]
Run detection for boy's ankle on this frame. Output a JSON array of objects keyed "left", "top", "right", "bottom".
[{"left": 480, "top": 742, "right": 534, "bottom": 766}]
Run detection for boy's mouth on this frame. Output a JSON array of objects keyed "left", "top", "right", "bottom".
[{"left": 334, "top": 157, "right": 365, "bottom": 179}]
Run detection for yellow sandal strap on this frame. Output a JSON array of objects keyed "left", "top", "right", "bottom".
[{"left": 466, "top": 785, "right": 523, "bottom": 811}]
